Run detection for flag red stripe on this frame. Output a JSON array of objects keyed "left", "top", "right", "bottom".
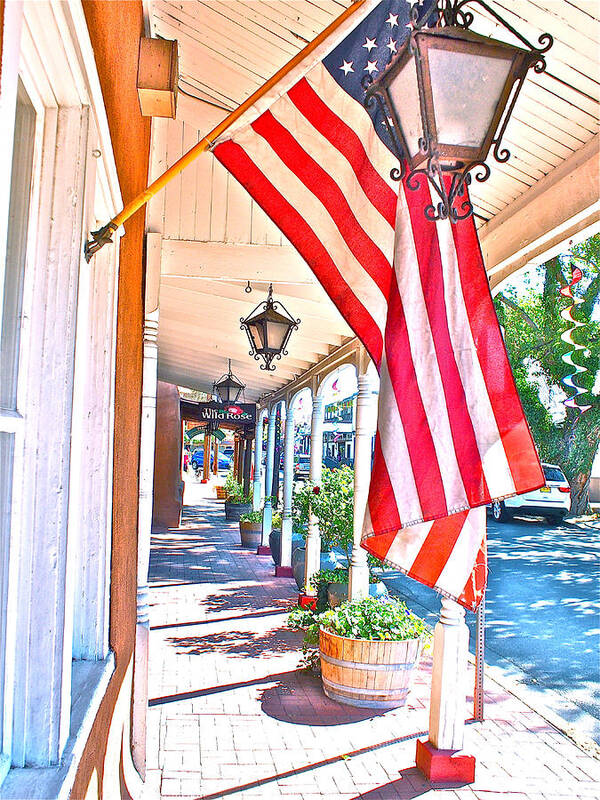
[
  {"left": 287, "top": 79, "right": 397, "bottom": 228},
  {"left": 252, "top": 111, "right": 394, "bottom": 296},
  {"left": 403, "top": 180, "right": 491, "bottom": 507},
  {"left": 409, "top": 510, "right": 470, "bottom": 585},
  {"left": 368, "top": 432, "right": 402, "bottom": 533},
  {"left": 385, "top": 280, "right": 449, "bottom": 519},
  {"left": 214, "top": 139, "right": 384, "bottom": 365},
  {"left": 451, "top": 217, "right": 544, "bottom": 491}
]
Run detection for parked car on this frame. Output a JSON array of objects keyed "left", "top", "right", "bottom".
[
  {"left": 490, "top": 463, "right": 570, "bottom": 523},
  {"left": 293, "top": 454, "right": 341, "bottom": 481},
  {"left": 190, "top": 449, "right": 232, "bottom": 471}
]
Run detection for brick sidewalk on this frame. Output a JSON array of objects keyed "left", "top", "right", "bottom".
[{"left": 146, "top": 481, "right": 600, "bottom": 799}]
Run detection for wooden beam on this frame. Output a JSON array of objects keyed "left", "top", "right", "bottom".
[
  {"left": 161, "top": 239, "right": 315, "bottom": 283},
  {"left": 480, "top": 135, "right": 600, "bottom": 288}
]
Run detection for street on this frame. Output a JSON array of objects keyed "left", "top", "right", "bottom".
[{"left": 382, "top": 514, "right": 600, "bottom": 744}]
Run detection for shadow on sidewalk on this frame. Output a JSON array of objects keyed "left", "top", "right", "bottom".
[
  {"left": 259, "top": 668, "right": 392, "bottom": 726},
  {"left": 350, "top": 767, "right": 470, "bottom": 798},
  {"left": 167, "top": 624, "right": 301, "bottom": 658},
  {"left": 200, "top": 584, "right": 294, "bottom": 615},
  {"left": 193, "top": 731, "right": 429, "bottom": 800}
]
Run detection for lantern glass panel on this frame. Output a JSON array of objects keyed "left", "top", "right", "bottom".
[
  {"left": 388, "top": 55, "right": 422, "bottom": 159},
  {"left": 266, "top": 319, "right": 290, "bottom": 352},
  {"left": 248, "top": 319, "right": 266, "bottom": 351},
  {"left": 428, "top": 46, "right": 513, "bottom": 150}
]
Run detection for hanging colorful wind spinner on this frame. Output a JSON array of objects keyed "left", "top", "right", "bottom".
[{"left": 559, "top": 261, "right": 591, "bottom": 414}]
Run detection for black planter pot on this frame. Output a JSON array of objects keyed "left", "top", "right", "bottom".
[
  {"left": 225, "top": 501, "right": 252, "bottom": 521},
  {"left": 269, "top": 529, "right": 304, "bottom": 566},
  {"left": 291, "top": 546, "right": 340, "bottom": 590}
]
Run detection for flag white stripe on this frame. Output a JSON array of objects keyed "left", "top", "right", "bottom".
[
  {"left": 436, "top": 507, "right": 486, "bottom": 597},
  {"left": 234, "top": 126, "right": 389, "bottom": 336},
  {"left": 271, "top": 95, "right": 395, "bottom": 263},
  {"left": 394, "top": 189, "right": 468, "bottom": 512},
  {"left": 384, "top": 518, "right": 434, "bottom": 571},
  {"left": 378, "top": 351, "right": 423, "bottom": 522},
  {"left": 307, "top": 64, "right": 399, "bottom": 191},
  {"left": 435, "top": 220, "right": 517, "bottom": 498}
]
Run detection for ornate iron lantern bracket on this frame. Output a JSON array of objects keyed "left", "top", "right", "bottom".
[{"left": 363, "top": 0, "right": 553, "bottom": 223}]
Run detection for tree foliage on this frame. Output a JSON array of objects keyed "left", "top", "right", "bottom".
[{"left": 494, "top": 235, "right": 600, "bottom": 515}]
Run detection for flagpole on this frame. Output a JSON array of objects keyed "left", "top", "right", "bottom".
[{"left": 84, "top": 0, "right": 367, "bottom": 261}]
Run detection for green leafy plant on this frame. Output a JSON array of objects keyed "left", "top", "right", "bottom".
[
  {"left": 224, "top": 470, "right": 243, "bottom": 499},
  {"left": 239, "top": 510, "right": 262, "bottom": 524},
  {"left": 271, "top": 512, "right": 282, "bottom": 529},
  {"left": 319, "top": 596, "right": 431, "bottom": 642},
  {"left": 289, "top": 596, "right": 430, "bottom": 670},
  {"left": 309, "top": 567, "right": 381, "bottom": 592}
]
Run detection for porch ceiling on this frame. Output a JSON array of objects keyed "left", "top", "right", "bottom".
[{"left": 147, "top": 0, "right": 599, "bottom": 400}]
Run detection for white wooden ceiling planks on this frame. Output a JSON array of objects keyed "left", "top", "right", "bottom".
[{"left": 147, "top": 0, "right": 600, "bottom": 398}]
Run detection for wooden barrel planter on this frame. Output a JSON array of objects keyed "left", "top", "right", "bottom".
[
  {"left": 215, "top": 486, "right": 227, "bottom": 500},
  {"left": 239, "top": 521, "right": 262, "bottom": 549},
  {"left": 319, "top": 627, "right": 423, "bottom": 709}
]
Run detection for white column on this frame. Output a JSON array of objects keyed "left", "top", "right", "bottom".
[
  {"left": 280, "top": 403, "right": 295, "bottom": 569},
  {"left": 303, "top": 394, "right": 324, "bottom": 595},
  {"left": 349, "top": 373, "right": 375, "bottom": 600},
  {"left": 429, "top": 598, "right": 470, "bottom": 750},
  {"left": 252, "top": 411, "right": 266, "bottom": 511},
  {"left": 261, "top": 406, "right": 278, "bottom": 547},
  {"left": 131, "top": 307, "right": 159, "bottom": 778}
]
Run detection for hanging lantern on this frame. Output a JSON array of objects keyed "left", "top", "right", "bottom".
[
  {"left": 213, "top": 359, "right": 245, "bottom": 404},
  {"left": 240, "top": 284, "right": 300, "bottom": 371},
  {"left": 364, "top": 0, "right": 552, "bottom": 222}
]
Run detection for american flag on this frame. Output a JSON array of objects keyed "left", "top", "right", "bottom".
[{"left": 213, "top": 0, "right": 544, "bottom": 610}]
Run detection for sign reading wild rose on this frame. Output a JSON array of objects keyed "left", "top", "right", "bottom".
[{"left": 181, "top": 399, "right": 256, "bottom": 426}]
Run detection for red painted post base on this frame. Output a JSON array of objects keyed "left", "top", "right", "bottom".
[
  {"left": 256, "top": 545, "right": 271, "bottom": 556},
  {"left": 298, "top": 594, "right": 317, "bottom": 610},
  {"left": 200, "top": 479, "right": 208, "bottom": 484},
  {"left": 275, "top": 566, "right": 293, "bottom": 578},
  {"left": 415, "top": 739, "right": 475, "bottom": 784}
]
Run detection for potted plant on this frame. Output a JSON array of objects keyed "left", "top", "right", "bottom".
[
  {"left": 239, "top": 510, "right": 263, "bottom": 548},
  {"left": 215, "top": 485, "right": 227, "bottom": 500},
  {"left": 291, "top": 597, "right": 430, "bottom": 709},
  {"left": 223, "top": 471, "right": 252, "bottom": 521},
  {"left": 309, "top": 566, "right": 388, "bottom": 609}
]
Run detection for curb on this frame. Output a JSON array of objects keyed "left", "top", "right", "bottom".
[{"left": 466, "top": 650, "right": 600, "bottom": 760}]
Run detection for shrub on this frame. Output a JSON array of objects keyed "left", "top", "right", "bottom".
[
  {"left": 319, "top": 596, "right": 430, "bottom": 642},
  {"left": 290, "top": 596, "right": 430, "bottom": 651}
]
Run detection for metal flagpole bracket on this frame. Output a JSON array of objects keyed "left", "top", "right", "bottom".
[
  {"left": 84, "top": 221, "right": 119, "bottom": 263},
  {"left": 474, "top": 591, "right": 485, "bottom": 721}
]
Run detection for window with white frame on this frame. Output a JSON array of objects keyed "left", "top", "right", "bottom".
[
  {"left": 0, "top": 76, "right": 36, "bottom": 787},
  {"left": 0, "top": 1, "right": 123, "bottom": 792}
]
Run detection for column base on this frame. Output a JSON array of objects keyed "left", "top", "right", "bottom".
[
  {"left": 257, "top": 545, "right": 271, "bottom": 556},
  {"left": 200, "top": 479, "right": 208, "bottom": 484},
  {"left": 297, "top": 593, "right": 317, "bottom": 610},
  {"left": 415, "top": 739, "right": 475, "bottom": 784},
  {"left": 275, "top": 566, "right": 293, "bottom": 578}
]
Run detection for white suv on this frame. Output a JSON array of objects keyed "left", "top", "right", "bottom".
[{"left": 490, "top": 463, "right": 571, "bottom": 523}]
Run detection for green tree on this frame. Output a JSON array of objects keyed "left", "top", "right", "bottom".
[{"left": 494, "top": 235, "right": 600, "bottom": 515}]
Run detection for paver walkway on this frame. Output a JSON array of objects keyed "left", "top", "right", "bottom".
[{"left": 146, "top": 480, "right": 600, "bottom": 799}]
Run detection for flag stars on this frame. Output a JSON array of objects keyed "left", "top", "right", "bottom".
[
  {"left": 386, "top": 13, "right": 399, "bottom": 28},
  {"left": 386, "top": 38, "right": 398, "bottom": 54},
  {"left": 339, "top": 60, "right": 354, "bottom": 76},
  {"left": 362, "top": 36, "right": 377, "bottom": 52},
  {"left": 364, "top": 60, "right": 378, "bottom": 75}
]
